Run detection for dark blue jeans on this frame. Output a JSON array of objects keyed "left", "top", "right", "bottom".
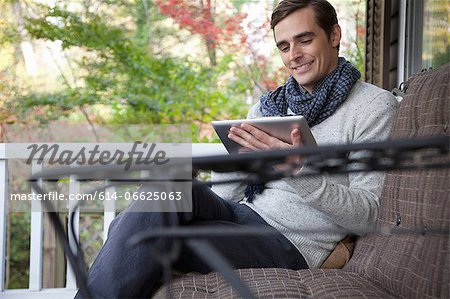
[{"left": 76, "top": 181, "right": 308, "bottom": 298}]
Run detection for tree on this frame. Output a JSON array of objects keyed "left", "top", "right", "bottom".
[
  {"left": 155, "top": 0, "right": 288, "bottom": 100},
  {"left": 2, "top": 0, "right": 249, "bottom": 141},
  {"left": 155, "top": 0, "right": 247, "bottom": 66}
]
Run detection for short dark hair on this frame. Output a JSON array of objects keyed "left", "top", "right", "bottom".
[{"left": 271, "top": 0, "right": 339, "bottom": 51}]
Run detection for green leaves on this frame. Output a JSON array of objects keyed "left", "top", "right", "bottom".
[{"left": 5, "top": 1, "right": 250, "bottom": 141}]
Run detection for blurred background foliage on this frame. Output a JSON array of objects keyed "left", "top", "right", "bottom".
[
  {"left": 0, "top": 0, "right": 366, "bottom": 143},
  {"left": 0, "top": 0, "right": 366, "bottom": 289}
]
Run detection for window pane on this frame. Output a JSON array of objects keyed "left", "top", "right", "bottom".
[{"left": 422, "top": 0, "right": 450, "bottom": 69}]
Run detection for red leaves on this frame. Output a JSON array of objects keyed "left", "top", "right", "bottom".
[
  {"left": 155, "top": 0, "right": 284, "bottom": 90},
  {"left": 155, "top": 0, "right": 246, "bottom": 48},
  {"left": 357, "top": 25, "right": 365, "bottom": 37}
]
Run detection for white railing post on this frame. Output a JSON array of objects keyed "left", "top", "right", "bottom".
[
  {"left": 0, "top": 143, "right": 8, "bottom": 291},
  {"left": 66, "top": 174, "right": 80, "bottom": 290},
  {"left": 397, "top": 0, "right": 407, "bottom": 87},
  {"left": 103, "top": 183, "right": 116, "bottom": 243},
  {"left": 29, "top": 161, "right": 44, "bottom": 291}
]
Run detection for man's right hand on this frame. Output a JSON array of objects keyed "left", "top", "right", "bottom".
[{"left": 228, "top": 124, "right": 305, "bottom": 172}]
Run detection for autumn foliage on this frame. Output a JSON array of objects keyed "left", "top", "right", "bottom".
[{"left": 155, "top": 0, "right": 247, "bottom": 50}]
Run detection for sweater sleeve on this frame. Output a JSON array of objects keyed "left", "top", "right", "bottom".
[
  {"left": 210, "top": 171, "right": 248, "bottom": 202},
  {"left": 283, "top": 91, "right": 398, "bottom": 235}
]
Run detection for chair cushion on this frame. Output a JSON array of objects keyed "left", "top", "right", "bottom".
[
  {"left": 345, "top": 63, "right": 450, "bottom": 298},
  {"left": 153, "top": 268, "right": 395, "bottom": 298}
]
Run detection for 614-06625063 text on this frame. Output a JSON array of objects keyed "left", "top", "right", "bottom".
[{"left": 98, "top": 191, "right": 183, "bottom": 201}]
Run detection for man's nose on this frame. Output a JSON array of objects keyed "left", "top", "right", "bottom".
[{"left": 289, "top": 43, "right": 302, "bottom": 61}]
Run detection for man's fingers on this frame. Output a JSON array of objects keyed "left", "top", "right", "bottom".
[
  {"left": 228, "top": 123, "right": 302, "bottom": 153},
  {"left": 240, "top": 123, "right": 269, "bottom": 140},
  {"left": 240, "top": 123, "right": 285, "bottom": 149},
  {"left": 286, "top": 128, "right": 305, "bottom": 169},
  {"left": 291, "top": 128, "right": 303, "bottom": 146},
  {"left": 228, "top": 126, "right": 261, "bottom": 150},
  {"left": 229, "top": 125, "right": 269, "bottom": 150}
]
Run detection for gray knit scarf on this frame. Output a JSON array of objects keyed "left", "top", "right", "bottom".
[{"left": 245, "top": 57, "right": 361, "bottom": 202}]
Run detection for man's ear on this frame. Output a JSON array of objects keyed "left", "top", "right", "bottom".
[{"left": 331, "top": 24, "right": 341, "bottom": 48}]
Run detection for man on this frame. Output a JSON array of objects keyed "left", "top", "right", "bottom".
[{"left": 77, "top": 0, "right": 398, "bottom": 298}]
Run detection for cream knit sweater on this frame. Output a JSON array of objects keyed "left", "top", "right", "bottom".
[{"left": 212, "top": 80, "right": 399, "bottom": 268}]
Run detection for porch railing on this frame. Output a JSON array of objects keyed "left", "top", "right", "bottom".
[
  {"left": 1, "top": 136, "right": 448, "bottom": 298},
  {"left": 0, "top": 143, "right": 226, "bottom": 298}
]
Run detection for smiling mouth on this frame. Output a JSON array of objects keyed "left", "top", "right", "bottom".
[{"left": 292, "top": 61, "right": 314, "bottom": 71}]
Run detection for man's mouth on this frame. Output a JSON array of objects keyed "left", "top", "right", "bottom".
[{"left": 292, "top": 60, "right": 314, "bottom": 72}]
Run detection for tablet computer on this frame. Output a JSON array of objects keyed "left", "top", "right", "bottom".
[{"left": 212, "top": 115, "right": 317, "bottom": 153}]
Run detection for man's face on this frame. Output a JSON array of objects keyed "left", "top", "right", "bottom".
[{"left": 274, "top": 7, "right": 341, "bottom": 93}]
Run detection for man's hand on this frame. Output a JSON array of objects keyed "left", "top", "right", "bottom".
[{"left": 228, "top": 123, "right": 305, "bottom": 171}]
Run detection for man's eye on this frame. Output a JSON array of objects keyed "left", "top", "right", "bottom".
[
  {"left": 280, "top": 47, "right": 289, "bottom": 52},
  {"left": 301, "top": 39, "right": 313, "bottom": 44}
]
